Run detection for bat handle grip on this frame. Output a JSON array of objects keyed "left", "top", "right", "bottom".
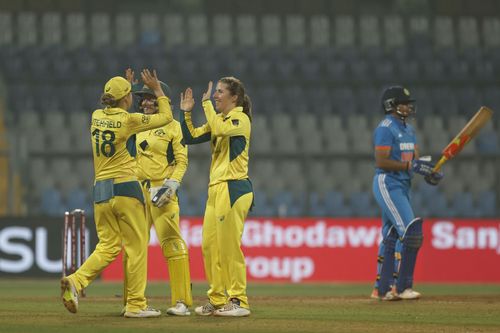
[{"left": 433, "top": 156, "right": 448, "bottom": 172}]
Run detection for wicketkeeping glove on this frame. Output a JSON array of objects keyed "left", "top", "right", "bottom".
[
  {"left": 148, "top": 186, "right": 162, "bottom": 200},
  {"left": 151, "top": 179, "right": 180, "bottom": 208}
]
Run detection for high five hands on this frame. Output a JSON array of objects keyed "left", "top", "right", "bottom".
[
  {"left": 140, "top": 69, "right": 165, "bottom": 98},
  {"left": 202, "top": 81, "right": 213, "bottom": 101},
  {"left": 181, "top": 81, "right": 213, "bottom": 112},
  {"left": 180, "top": 87, "right": 195, "bottom": 112},
  {"left": 125, "top": 68, "right": 138, "bottom": 84}
]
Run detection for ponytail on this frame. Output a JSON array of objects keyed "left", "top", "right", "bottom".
[
  {"left": 100, "top": 93, "right": 118, "bottom": 108},
  {"left": 242, "top": 94, "right": 252, "bottom": 122},
  {"left": 219, "top": 76, "right": 252, "bottom": 121}
]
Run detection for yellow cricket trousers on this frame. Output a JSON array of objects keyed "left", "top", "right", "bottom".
[
  {"left": 123, "top": 184, "right": 193, "bottom": 307},
  {"left": 68, "top": 194, "right": 149, "bottom": 312},
  {"left": 202, "top": 180, "right": 253, "bottom": 309}
]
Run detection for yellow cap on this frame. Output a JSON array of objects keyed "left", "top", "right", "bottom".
[{"left": 104, "top": 76, "right": 131, "bottom": 100}]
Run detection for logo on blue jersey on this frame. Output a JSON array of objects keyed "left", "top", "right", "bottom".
[{"left": 400, "top": 142, "right": 415, "bottom": 150}]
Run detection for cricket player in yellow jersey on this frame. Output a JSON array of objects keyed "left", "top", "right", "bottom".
[
  {"left": 121, "top": 69, "right": 193, "bottom": 316},
  {"left": 180, "top": 77, "right": 253, "bottom": 317},
  {"left": 60, "top": 69, "right": 173, "bottom": 318}
]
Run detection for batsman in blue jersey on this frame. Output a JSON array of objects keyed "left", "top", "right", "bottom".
[{"left": 372, "top": 86, "right": 443, "bottom": 301}]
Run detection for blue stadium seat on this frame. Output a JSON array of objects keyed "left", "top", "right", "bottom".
[
  {"left": 298, "top": 59, "right": 321, "bottom": 83},
  {"left": 251, "top": 190, "right": 275, "bottom": 217},
  {"left": 447, "top": 59, "right": 469, "bottom": 82},
  {"left": 422, "top": 59, "right": 446, "bottom": 83},
  {"left": 325, "top": 60, "right": 348, "bottom": 81},
  {"left": 482, "top": 86, "right": 500, "bottom": 111},
  {"left": 475, "top": 130, "right": 499, "bottom": 154},
  {"left": 430, "top": 86, "right": 458, "bottom": 115},
  {"left": 308, "top": 192, "right": 329, "bottom": 217},
  {"left": 372, "top": 59, "right": 395, "bottom": 82},
  {"left": 350, "top": 191, "right": 378, "bottom": 217},
  {"left": 40, "top": 187, "right": 65, "bottom": 216},
  {"left": 349, "top": 59, "right": 370, "bottom": 84},
  {"left": 177, "top": 191, "right": 198, "bottom": 217},
  {"left": 455, "top": 86, "right": 482, "bottom": 117},
  {"left": 324, "top": 190, "right": 352, "bottom": 217},
  {"left": 273, "top": 191, "right": 305, "bottom": 217},
  {"left": 66, "top": 187, "right": 93, "bottom": 216},
  {"left": 476, "top": 190, "right": 497, "bottom": 217},
  {"left": 450, "top": 192, "right": 476, "bottom": 217},
  {"left": 426, "top": 190, "right": 449, "bottom": 217}
]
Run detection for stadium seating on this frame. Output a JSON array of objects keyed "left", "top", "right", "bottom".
[{"left": 0, "top": 11, "right": 498, "bottom": 217}]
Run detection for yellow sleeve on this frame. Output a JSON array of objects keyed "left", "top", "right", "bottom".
[
  {"left": 127, "top": 96, "right": 173, "bottom": 134},
  {"left": 169, "top": 124, "right": 188, "bottom": 183},
  {"left": 180, "top": 110, "right": 212, "bottom": 144},
  {"left": 202, "top": 100, "right": 247, "bottom": 137}
]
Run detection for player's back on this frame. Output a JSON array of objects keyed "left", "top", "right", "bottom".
[{"left": 91, "top": 107, "right": 137, "bottom": 181}]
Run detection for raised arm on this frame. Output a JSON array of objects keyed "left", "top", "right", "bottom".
[
  {"left": 179, "top": 87, "right": 211, "bottom": 144},
  {"left": 128, "top": 69, "right": 173, "bottom": 133}
]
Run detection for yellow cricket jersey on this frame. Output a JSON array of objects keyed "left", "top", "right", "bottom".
[
  {"left": 91, "top": 96, "right": 173, "bottom": 182},
  {"left": 135, "top": 120, "right": 188, "bottom": 186},
  {"left": 180, "top": 100, "right": 251, "bottom": 186}
]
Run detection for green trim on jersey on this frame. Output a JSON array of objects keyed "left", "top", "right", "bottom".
[
  {"left": 114, "top": 181, "right": 144, "bottom": 204},
  {"left": 229, "top": 135, "right": 246, "bottom": 162},
  {"left": 166, "top": 140, "right": 174, "bottom": 164},
  {"left": 180, "top": 110, "right": 211, "bottom": 144},
  {"left": 93, "top": 180, "right": 144, "bottom": 204},
  {"left": 126, "top": 134, "right": 137, "bottom": 157},
  {"left": 227, "top": 179, "right": 254, "bottom": 208}
]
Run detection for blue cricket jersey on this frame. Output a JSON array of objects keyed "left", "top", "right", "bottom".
[{"left": 373, "top": 115, "right": 418, "bottom": 182}]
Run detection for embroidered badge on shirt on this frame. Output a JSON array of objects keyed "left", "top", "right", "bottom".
[
  {"left": 139, "top": 140, "right": 149, "bottom": 151},
  {"left": 154, "top": 129, "right": 166, "bottom": 136}
]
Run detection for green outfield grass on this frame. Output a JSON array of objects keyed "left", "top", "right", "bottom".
[{"left": 1, "top": 279, "right": 499, "bottom": 333}]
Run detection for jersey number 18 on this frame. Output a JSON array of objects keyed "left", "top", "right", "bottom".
[{"left": 92, "top": 129, "right": 116, "bottom": 157}]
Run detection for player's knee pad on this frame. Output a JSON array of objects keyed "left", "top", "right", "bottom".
[
  {"left": 382, "top": 226, "right": 398, "bottom": 252},
  {"left": 162, "top": 238, "right": 188, "bottom": 260},
  {"left": 402, "top": 218, "right": 423, "bottom": 249},
  {"left": 378, "top": 227, "right": 398, "bottom": 295},
  {"left": 164, "top": 239, "right": 192, "bottom": 306},
  {"left": 397, "top": 218, "right": 423, "bottom": 292}
]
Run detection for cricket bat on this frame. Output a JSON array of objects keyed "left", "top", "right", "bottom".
[{"left": 433, "top": 106, "right": 494, "bottom": 172}]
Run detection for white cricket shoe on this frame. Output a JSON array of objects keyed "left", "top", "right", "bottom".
[
  {"left": 370, "top": 288, "right": 379, "bottom": 299},
  {"left": 61, "top": 277, "right": 79, "bottom": 314},
  {"left": 398, "top": 288, "right": 421, "bottom": 300},
  {"left": 213, "top": 298, "right": 251, "bottom": 317},
  {"left": 195, "top": 302, "right": 217, "bottom": 316},
  {"left": 124, "top": 306, "right": 161, "bottom": 318},
  {"left": 167, "top": 301, "right": 191, "bottom": 316},
  {"left": 380, "top": 291, "right": 401, "bottom": 301}
]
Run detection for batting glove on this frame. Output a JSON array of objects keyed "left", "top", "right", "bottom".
[
  {"left": 151, "top": 179, "right": 180, "bottom": 208},
  {"left": 410, "top": 159, "right": 435, "bottom": 177},
  {"left": 424, "top": 171, "right": 444, "bottom": 186}
]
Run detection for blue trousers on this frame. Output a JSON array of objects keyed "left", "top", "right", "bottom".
[
  {"left": 373, "top": 174, "right": 415, "bottom": 237},
  {"left": 373, "top": 174, "right": 418, "bottom": 294}
]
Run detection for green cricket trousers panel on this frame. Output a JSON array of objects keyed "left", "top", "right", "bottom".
[
  {"left": 68, "top": 195, "right": 149, "bottom": 313},
  {"left": 202, "top": 181, "right": 253, "bottom": 309}
]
